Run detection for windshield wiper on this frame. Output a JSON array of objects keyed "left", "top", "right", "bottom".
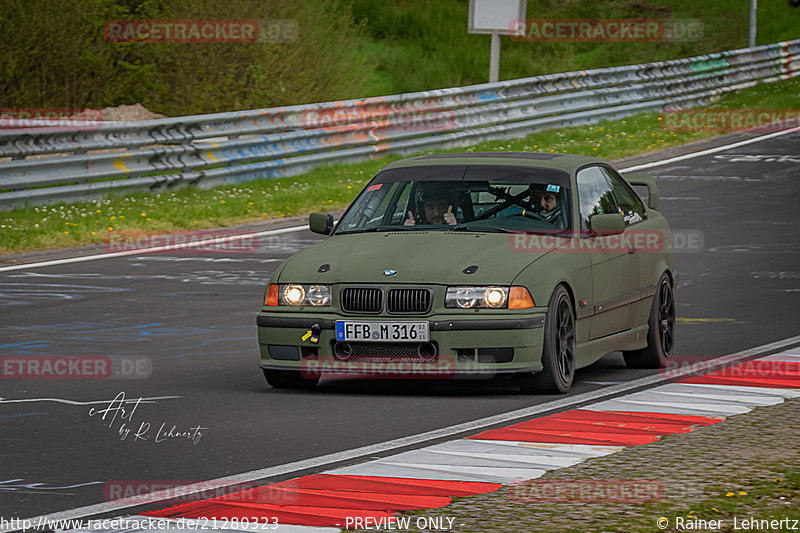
[
  {"left": 337, "top": 226, "right": 413, "bottom": 235},
  {"left": 450, "top": 225, "right": 512, "bottom": 233}
]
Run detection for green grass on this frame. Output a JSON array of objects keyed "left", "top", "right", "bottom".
[
  {"left": 352, "top": 0, "right": 800, "bottom": 96},
  {"left": 1, "top": 76, "right": 798, "bottom": 255},
  {"left": 657, "top": 468, "right": 800, "bottom": 533}
]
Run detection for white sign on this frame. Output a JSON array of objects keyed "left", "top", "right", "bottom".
[{"left": 468, "top": 0, "right": 526, "bottom": 35}]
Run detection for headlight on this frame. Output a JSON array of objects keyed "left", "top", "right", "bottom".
[
  {"left": 446, "top": 286, "right": 508, "bottom": 309},
  {"left": 307, "top": 285, "right": 331, "bottom": 306},
  {"left": 283, "top": 284, "right": 306, "bottom": 305},
  {"left": 271, "top": 284, "right": 332, "bottom": 306}
]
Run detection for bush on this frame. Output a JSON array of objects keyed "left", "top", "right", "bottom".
[{"left": 0, "top": 0, "right": 373, "bottom": 115}]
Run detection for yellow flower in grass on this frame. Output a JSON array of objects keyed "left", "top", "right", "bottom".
[
  {"left": 738, "top": 491, "right": 747, "bottom": 496},
  {"left": 725, "top": 492, "right": 735, "bottom": 497},
  {"left": 711, "top": 507, "right": 720, "bottom": 513}
]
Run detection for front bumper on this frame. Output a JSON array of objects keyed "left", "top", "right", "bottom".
[{"left": 256, "top": 312, "right": 546, "bottom": 378}]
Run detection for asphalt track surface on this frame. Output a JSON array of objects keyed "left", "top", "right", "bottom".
[{"left": 0, "top": 130, "right": 798, "bottom": 520}]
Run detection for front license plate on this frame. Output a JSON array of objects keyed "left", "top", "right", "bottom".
[{"left": 335, "top": 321, "right": 429, "bottom": 342}]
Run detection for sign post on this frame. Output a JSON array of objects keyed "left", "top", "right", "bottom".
[{"left": 468, "top": 0, "right": 527, "bottom": 83}]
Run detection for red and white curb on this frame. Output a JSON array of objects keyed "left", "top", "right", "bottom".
[{"left": 61, "top": 349, "right": 800, "bottom": 532}]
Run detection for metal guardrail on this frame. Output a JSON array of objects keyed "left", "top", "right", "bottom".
[{"left": 1, "top": 39, "right": 798, "bottom": 210}]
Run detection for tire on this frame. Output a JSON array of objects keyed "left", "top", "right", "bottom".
[
  {"left": 263, "top": 368, "right": 319, "bottom": 390},
  {"left": 623, "top": 273, "right": 675, "bottom": 369},
  {"left": 518, "top": 285, "right": 576, "bottom": 394}
]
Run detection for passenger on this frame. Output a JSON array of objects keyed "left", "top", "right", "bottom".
[{"left": 404, "top": 184, "right": 457, "bottom": 225}]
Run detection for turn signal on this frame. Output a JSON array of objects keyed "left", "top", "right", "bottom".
[
  {"left": 508, "top": 286, "right": 535, "bottom": 309},
  {"left": 265, "top": 284, "right": 279, "bottom": 306}
]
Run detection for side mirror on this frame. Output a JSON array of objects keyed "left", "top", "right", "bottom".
[
  {"left": 625, "top": 172, "right": 659, "bottom": 210},
  {"left": 308, "top": 212, "right": 334, "bottom": 235},
  {"left": 590, "top": 213, "right": 625, "bottom": 236}
]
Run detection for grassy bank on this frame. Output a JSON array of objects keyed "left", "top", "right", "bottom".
[
  {"left": 1, "top": 77, "right": 798, "bottom": 255},
  {"left": 351, "top": 0, "right": 800, "bottom": 95}
]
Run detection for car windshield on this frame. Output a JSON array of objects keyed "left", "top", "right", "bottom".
[{"left": 335, "top": 164, "right": 571, "bottom": 234}]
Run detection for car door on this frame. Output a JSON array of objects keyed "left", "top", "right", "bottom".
[
  {"left": 602, "top": 165, "right": 658, "bottom": 328},
  {"left": 576, "top": 165, "right": 640, "bottom": 340}
]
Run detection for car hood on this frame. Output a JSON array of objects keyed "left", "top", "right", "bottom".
[{"left": 277, "top": 231, "right": 564, "bottom": 285}]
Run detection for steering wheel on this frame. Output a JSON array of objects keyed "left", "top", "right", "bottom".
[{"left": 509, "top": 209, "right": 547, "bottom": 221}]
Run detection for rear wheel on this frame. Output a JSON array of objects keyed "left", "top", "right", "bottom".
[
  {"left": 518, "top": 286, "right": 575, "bottom": 394},
  {"left": 623, "top": 273, "right": 675, "bottom": 368},
  {"left": 263, "top": 369, "right": 319, "bottom": 390}
]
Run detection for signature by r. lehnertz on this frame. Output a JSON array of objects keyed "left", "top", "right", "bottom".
[{"left": 88, "top": 391, "right": 206, "bottom": 444}]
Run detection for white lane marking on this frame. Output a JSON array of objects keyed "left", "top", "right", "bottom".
[
  {"left": 584, "top": 398, "right": 752, "bottom": 416},
  {"left": 0, "top": 225, "right": 309, "bottom": 273},
  {"left": 10, "top": 334, "right": 799, "bottom": 530},
  {"left": 332, "top": 461, "right": 548, "bottom": 484},
  {"left": 618, "top": 125, "right": 800, "bottom": 172},
  {"left": 672, "top": 383, "right": 800, "bottom": 397},
  {"left": 0, "top": 396, "right": 180, "bottom": 406},
  {"left": 471, "top": 440, "right": 623, "bottom": 456},
  {"left": 3, "top": 125, "right": 799, "bottom": 274}
]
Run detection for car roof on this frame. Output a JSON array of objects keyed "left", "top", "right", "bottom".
[{"left": 381, "top": 152, "right": 608, "bottom": 175}]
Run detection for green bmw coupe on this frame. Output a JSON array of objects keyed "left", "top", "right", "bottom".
[{"left": 257, "top": 152, "right": 676, "bottom": 393}]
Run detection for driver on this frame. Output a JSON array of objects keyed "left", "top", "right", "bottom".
[
  {"left": 539, "top": 191, "right": 558, "bottom": 213},
  {"left": 535, "top": 189, "right": 563, "bottom": 226},
  {"left": 404, "top": 183, "right": 458, "bottom": 225}
]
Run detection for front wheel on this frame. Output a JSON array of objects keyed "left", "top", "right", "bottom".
[
  {"left": 518, "top": 285, "right": 576, "bottom": 394},
  {"left": 623, "top": 273, "right": 675, "bottom": 368},
  {"left": 263, "top": 369, "right": 319, "bottom": 390}
]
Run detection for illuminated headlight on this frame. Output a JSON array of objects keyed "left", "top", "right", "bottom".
[
  {"left": 279, "top": 284, "right": 331, "bottom": 306},
  {"left": 446, "top": 286, "right": 508, "bottom": 309}
]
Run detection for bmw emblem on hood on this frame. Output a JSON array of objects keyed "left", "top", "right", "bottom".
[{"left": 383, "top": 269, "right": 397, "bottom": 277}]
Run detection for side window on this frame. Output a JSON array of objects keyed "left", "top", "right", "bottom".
[
  {"left": 386, "top": 182, "right": 413, "bottom": 224},
  {"left": 576, "top": 166, "right": 615, "bottom": 229},
  {"left": 600, "top": 167, "right": 647, "bottom": 225}
]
